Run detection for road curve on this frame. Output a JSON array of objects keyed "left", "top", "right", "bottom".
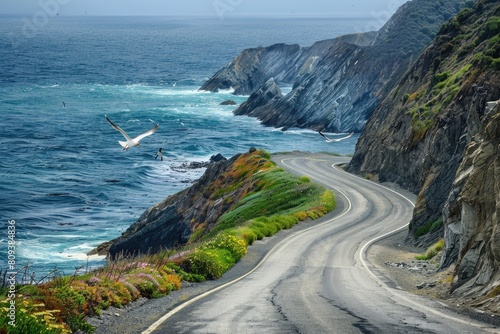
[{"left": 144, "top": 153, "right": 497, "bottom": 334}]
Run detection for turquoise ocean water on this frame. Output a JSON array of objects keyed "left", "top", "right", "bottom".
[{"left": 0, "top": 15, "right": 371, "bottom": 277}]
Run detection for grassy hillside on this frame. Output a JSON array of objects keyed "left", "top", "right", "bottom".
[
  {"left": 0, "top": 150, "right": 335, "bottom": 333},
  {"left": 405, "top": 0, "right": 500, "bottom": 141}
]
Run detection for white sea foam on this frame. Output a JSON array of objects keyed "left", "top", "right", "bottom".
[
  {"left": 1, "top": 17, "right": 363, "bottom": 279},
  {"left": 146, "top": 88, "right": 206, "bottom": 96},
  {"left": 215, "top": 87, "right": 236, "bottom": 94}
]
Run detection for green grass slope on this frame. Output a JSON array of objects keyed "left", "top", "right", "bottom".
[{"left": 0, "top": 150, "right": 335, "bottom": 333}]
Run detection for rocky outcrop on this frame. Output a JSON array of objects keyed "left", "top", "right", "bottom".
[
  {"left": 200, "top": 43, "right": 302, "bottom": 95},
  {"left": 200, "top": 33, "right": 377, "bottom": 96},
  {"left": 348, "top": 1, "right": 500, "bottom": 244},
  {"left": 220, "top": 100, "right": 237, "bottom": 106},
  {"left": 233, "top": 78, "right": 283, "bottom": 117},
  {"left": 441, "top": 100, "right": 500, "bottom": 300},
  {"left": 348, "top": 1, "right": 500, "bottom": 304},
  {"left": 201, "top": 0, "right": 466, "bottom": 132},
  {"left": 93, "top": 149, "right": 275, "bottom": 258},
  {"left": 103, "top": 154, "right": 237, "bottom": 257}
]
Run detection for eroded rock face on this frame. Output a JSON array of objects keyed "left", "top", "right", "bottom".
[
  {"left": 89, "top": 153, "right": 241, "bottom": 258},
  {"left": 348, "top": 1, "right": 500, "bottom": 247},
  {"left": 201, "top": 0, "right": 464, "bottom": 132},
  {"left": 199, "top": 34, "right": 376, "bottom": 96},
  {"left": 348, "top": 1, "right": 500, "bottom": 305},
  {"left": 104, "top": 154, "right": 239, "bottom": 257},
  {"left": 441, "top": 101, "right": 500, "bottom": 298},
  {"left": 233, "top": 78, "right": 283, "bottom": 117}
]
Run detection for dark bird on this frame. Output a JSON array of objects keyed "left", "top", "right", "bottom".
[
  {"left": 155, "top": 148, "right": 163, "bottom": 161},
  {"left": 105, "top": 115, "right": 159, "bottom": 150},
  {"left": 319, "top": 131, "right": 354, "bottom": 142}
]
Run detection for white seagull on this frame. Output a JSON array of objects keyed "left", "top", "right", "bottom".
[
  {"left": 105, "top": 116, "right": 159, "bottom": 150},
  {"left": 319, "top": 131, "right": 354, "bottom": 142}
]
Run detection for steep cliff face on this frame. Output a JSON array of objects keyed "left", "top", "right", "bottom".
[
  {"left": 103, "top": 154, "right": 240, "bottom": 257},
  {"left": 442, "top": 100, "right": 500, "bottom": 303},
  {"left": 199, "top": 33, "right": 377, "bottom": 96},
  {"left": 348, "top": 1, "right": 500, "bottom": 301},
  {"left": 200, "top": 43, "right": 303, "bottom": 95},
  {"left": 96, "top": 148, "right": 334, "bottom": 259},
  {"left": 201, "top": 0, "right": 466, "bottom": 132},
  {"left": 233, "top": 78, "right": 283, "bottom": 117}
]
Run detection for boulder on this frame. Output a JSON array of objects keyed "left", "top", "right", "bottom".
[{"left": 220, "top": 100, "right": 237, "bottom": 106}]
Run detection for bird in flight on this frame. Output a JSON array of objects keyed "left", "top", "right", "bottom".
[
  {"left": 105, "top": 116, "right": 159, "bottom": 150},
  {"left": 155, "top": 148, "right": 163, "bottom": 161},
  {"left": 319, "top": 131, "right": 354, "bottom": 142}
]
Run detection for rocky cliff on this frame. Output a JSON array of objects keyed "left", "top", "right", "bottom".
[
  {"left": 200, "top": 33, "right": 376, "bottom": 95},
  {"left": 348, "top": 1, "right": 500, "bottom": 303},
  {"left": 94, "top": 148, "right": 331, "bottom": 259},
  {"left": 94, "top": 153, "right": 239, "bottom": 257},
  {"left": 201, "top": 0, "right": 466, "bottom": 132},
  {"left": 233, "top": 78, "right": 283, "bottom": 117},
  {"left": 442, "top": 100, "right": 499, "bottom": 307}
]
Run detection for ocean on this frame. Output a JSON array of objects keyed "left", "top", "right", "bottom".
[{"left": 0, "top": 15, "right": 372, "bottom": 278}]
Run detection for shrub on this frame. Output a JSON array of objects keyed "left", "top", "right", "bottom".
[
  {"left": 258, "top": 149, "right": 271, "bottom": 160},
  {"left": 300, "top": 175, "right": 311, "bottom": 183},
  {"left": 293, "top": 211, "right": 308, "bottom": 221},
  {"left": 416, "top": 239, "right": 445, "bottom": 260},
  {"left": 477, "top": 17, "right": 500, "bottom": 44},
  {"left": 184, "top": 248, "right": 236, "bottom": 279},
  {"left": 486, "top": 285, "right": 500, "bottom": 298},
  {"left": 492, "top": 58, "right": 500, "bottom": 69},
  {"left": 0, "top": 298, "right": 70, "bottom": 334},
  {"left": 165, "top": 263, "right": 205, "bottom": 283},
  {"left": 320, "top": 190, "right": 336, "bottom": 212},
  {"left": 415, "top": 218, "right": 443, "bottom": 238},
  {"left": 434, "top": 71, "right": 450, "bottom": 83},
  {"left": 456, "top": 8, "right": 473, "bottom": 24},
  {"left": 41, "top": 284, "right": 91, "bottom": 332},
  {"left": 203, "top": 234, "right": 247, "bottom": 261},
  {"left": 235, "top": 227, "right": 258, "bottom": 245},
  {"left": 429, "top": 218, "right": 443, "bottom": 234}
]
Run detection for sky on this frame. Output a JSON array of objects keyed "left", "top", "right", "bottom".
[{"left": 0, "top": 0, "right": 408, "bottom": 18}]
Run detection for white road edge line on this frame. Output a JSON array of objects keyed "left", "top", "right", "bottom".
[
  {"left": 142, "top": 158, "right": 353, "bottom": 333},
  {"left": 330, "top": 163, "right": 495, "bottom": 332},
  {"left": 143, "top": 156, "right": 494, "bottom": 333}
]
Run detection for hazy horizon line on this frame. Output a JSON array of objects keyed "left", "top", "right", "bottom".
[{"left": 0, "top": 13, "right": 377, "bottom": 19}]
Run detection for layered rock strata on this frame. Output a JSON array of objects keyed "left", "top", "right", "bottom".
[
  {"left": 348, "top": 1, "right": 500, "bottom": 302},
  {"left": 201, "top": 0, "right": 466, "bottom": 132}
]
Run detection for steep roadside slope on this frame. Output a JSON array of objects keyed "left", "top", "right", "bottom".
[
  {"left": 348, "top": 0, "right": 500, "bottom": 304},
  {"left": 443, "top": 100, "right": 500, "bottom": 310},
  {"left": 201, "top": 0, "right": 466, "bottom": 132}
]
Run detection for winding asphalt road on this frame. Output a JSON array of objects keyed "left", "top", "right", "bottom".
[{"left": 144, "top": 153, "right": 497, "bottom": 334}]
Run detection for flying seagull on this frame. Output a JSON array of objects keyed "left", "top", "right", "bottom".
[
  {"left": 319, "top": 131, "right": 354, "bottom": 142},
  {"left": 105, "top": 115, "right": 159, "bottom": 150}
]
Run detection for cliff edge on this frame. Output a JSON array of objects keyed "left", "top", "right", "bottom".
[
  {"left": 348, "top": 0, "right": 500, "bottom": 306},
  {"left": 201, "top": 0, "right": 466, "bottom": 132}
]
